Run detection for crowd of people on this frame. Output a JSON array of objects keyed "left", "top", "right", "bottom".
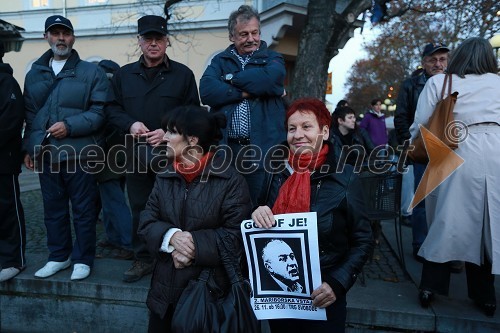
[{"left": 0, "top": 3, "right": 498, "bottom": 333}]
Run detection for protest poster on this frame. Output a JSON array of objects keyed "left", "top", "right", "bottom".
[{"left": 241, "top": 212, "right": 326, "bottom": 321}]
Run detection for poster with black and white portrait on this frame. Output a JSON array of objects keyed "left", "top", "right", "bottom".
[{"left": 241, "top": 212, "right": 326, "bottom": 320}]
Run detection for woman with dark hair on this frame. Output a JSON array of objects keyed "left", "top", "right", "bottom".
[
  {"left": 410, "top": 37, "right": 500, "bottom": 316},
  {"left": 138, "top": 105, "right": 252, "bottom": 332},
  {"left": 252, "top": 98, "right": 373, "bottom": 333}
]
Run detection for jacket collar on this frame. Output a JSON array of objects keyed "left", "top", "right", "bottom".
[
  {"left": 0, "top": 63, "right": 13, "bottom": 75},
  {"left": 139, "top": 54, "right": 170, "bottom": 70},
  {"left": 222, "top": 40, "right": 269, "bottom": 60},
  {"left": 129, "top": 55, "right": 171, "bottom": 74},
  {"left": 35, "top": 49, "right": 81, "bottom": 70}
]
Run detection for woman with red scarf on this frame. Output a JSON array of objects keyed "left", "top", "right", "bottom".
[
  {"left": 138, "top": 105, "right": 252, "bottom": 333},
  {"left": 253, "top": 98, "right": 373, "bottom": 333}
]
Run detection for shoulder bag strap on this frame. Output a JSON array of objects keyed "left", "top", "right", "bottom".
[{"left": 440, "top": 74, "right": 449, "bottom": 100}]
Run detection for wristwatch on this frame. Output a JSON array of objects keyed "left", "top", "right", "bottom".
[{"left": 224, "top": 73, "right": 234, "bottom": 84}]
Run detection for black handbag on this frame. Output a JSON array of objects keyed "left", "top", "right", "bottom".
[{"left": 171, "top": 229, "right": 260, "bottom": 333}]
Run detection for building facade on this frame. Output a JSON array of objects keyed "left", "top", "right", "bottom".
[{"left": 1, "top": 0, "right": 315, "bottom": 90}]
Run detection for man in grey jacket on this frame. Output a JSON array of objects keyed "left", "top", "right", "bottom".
[{"left": 23, "top": 15, "right": 109, "bottom": 281}]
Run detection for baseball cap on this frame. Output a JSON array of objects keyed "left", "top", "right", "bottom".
[
  {"left": 138, "top": 15, "right": 168, "bottom": 35},
  {"left": 45, "top": 15, "right": 74, "bottom": 32},
  {"left": 422, "top": 43, "right": 449, "bottom": 58}
]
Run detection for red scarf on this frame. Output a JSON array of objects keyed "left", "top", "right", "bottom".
[
  {"left": 272, "top": 144, "right": 329, "bottom": 214},
  {"left": 173, "top": 152, "right": 214, "bottom": 183}
]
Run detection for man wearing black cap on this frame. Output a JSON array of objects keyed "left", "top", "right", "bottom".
[
  {"left": 22, "top": 15, "right": 109, "bottom": 281},
  {"left": 0, "top": 42, "right": 26, "bottom": 282},
  {"left": 394, "top": 42, "right": 449, "bottom": 263},
  {"left": 106, "top": 15, "right": 199, "bottom": 282}
]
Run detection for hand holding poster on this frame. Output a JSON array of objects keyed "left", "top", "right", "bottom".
[{"left": 241, "top": 212, "right": 327, "bottom": 321}]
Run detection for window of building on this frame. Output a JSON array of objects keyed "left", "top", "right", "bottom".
[
  {"left": 86, "top": 0, "right": 107, "bottom": 4},
  {"left": 31, "top": 0, "right": 49, "bottom": 8}
]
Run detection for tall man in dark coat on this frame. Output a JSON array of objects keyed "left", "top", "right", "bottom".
[
  {"left": 0, "top": 41, "right": 26, "bottom": 282},
  {"left": 106, "top": 15, "right": 200, "bottom": 282},
  {"left": 200, "top": 5, "right": 287, "bottom": 205}
]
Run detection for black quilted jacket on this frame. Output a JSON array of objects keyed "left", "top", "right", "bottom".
[
  {"left": 138, "top": 156, "right": 252, "bottom": 318},
  {"left": 258, "top": 141, "right": 373, "bottom": 297}
]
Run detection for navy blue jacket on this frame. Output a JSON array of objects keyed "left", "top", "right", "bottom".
[
  {"left": 200, "top": 41, "right": 286, "bottom": 162},
  {"left": 23, "top": 49, "right": 108, "bottom": 161},
  {"left": 394, "top": 72, "right": 427, "bottom": 144}
]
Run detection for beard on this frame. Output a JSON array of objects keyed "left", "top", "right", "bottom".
[{"left": 50, "top": 42, "right": 72, "bottom": 58}]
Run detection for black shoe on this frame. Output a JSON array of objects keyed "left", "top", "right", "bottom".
[
  {"left": 123, "top": 260, "right": 153, "bottom": 283},
  {"left": 419, "top": 289, "right": 434, "bottom": 308},
  {"left": 475, "top": 300, "right": 496, "bottom": 317},
  {"left": 111, "top": 248, "right": 134, "bottom": 260}
]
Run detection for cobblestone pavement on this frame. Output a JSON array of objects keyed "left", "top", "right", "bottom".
[
  {"left": 20, "top": 188, "right": 408, "bottom": 282},
  {"left": 21, "top": 189, "right": 117, "bottom": 259}
]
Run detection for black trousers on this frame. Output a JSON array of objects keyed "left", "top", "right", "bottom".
[
  {"left": 0, "top": 174, "right": 26, "bottom": 269},
  {"left": 420, "top": 259, "right": 496, "bottom": 303},
  {"left": 126, "top": 169, "right": 156, "bottom": 263},
  {"left": 148, "top": 306, "right": 175, "bottom": 333}
]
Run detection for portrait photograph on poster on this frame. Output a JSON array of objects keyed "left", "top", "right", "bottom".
[{"left": 241, "top": 212, "right": 327, "bottom": 321}]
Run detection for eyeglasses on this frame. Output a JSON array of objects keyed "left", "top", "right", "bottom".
[
  {"left": 425, "top": 57, "right": 448, "bottom": 65},
  {"left": 140, "top": 36, "right": 167, "bottom": 44}
]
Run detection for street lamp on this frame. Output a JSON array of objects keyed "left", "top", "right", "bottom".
[{"left": 490, "top": 34, "right": 500, "bottom": 60}]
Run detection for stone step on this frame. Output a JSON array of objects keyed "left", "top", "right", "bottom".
[{"left": 0, "top": 253, "right": 149, "bottom": 333}]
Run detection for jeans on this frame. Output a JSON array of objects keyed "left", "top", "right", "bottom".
[
  {"left": 99, "top": 178, "right": 132, "bottom": 249},
  {"left": 38, "top": 160, "right": 98, "bottom": 266},
  {"left": 411, "top": 162, "right": 428, "bottom": 250},
  {"left": 401, "top": 164, "right": 414, "bottom": 216}
]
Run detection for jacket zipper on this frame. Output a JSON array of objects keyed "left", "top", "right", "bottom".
[
  {"left": 180, "top": 183, "right": 189, "bottom": 230},
  {"left": 313, "top": 180, "right": 322, "bottom": 208}
]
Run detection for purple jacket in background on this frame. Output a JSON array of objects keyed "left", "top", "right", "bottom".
[{"left": 359, "top": 111, "right": 388, "bottom": 147}]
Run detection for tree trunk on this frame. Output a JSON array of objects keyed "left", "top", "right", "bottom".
[{"left": 290, "top": 0, "right": 372, "bottom": 100}]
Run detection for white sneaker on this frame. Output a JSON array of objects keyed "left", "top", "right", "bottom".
[
  {"left": 0, "top": 267, "right": 21, "bottom": 282},
  {"left": 34, "top": 258, "right": 71, "bottom": 278},
  {"left": 70, "top": 264, "right": 91, "bottom": 281}
]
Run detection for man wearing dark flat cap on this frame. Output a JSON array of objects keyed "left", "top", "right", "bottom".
[
  {"left": 394, "top": 42, "right": 450, "bottom": 264},
  {"left": 106, "top": 15, "right": 200, "bottom": 283},
  {"left": 22, "top": 15, "right": 109, "bottom": 282}
]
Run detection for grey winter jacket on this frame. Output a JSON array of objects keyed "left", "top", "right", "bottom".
[{"left": 23, "top": 49, "right": 108, "bottom": 161}]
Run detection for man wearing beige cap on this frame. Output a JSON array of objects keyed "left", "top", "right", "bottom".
[
  {"left": 23, "top": 15, "right": 109, "bottom": 281},
  {"left": 107, "top": 15, "right": 199, "bottom": 282}
]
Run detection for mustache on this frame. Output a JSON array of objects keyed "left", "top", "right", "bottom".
[
  {"left": 244, "top": 42, "right": 258, "bottom": 47},
  {"left": 56, "top": 43, "right": 67, "bottom": 47}
]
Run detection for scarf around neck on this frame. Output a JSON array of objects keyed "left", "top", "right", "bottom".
[
  {"left": 173, "top": 152, "right": 214, "bottom": 183},
  {"left": 272, "top": 144, "right": 329, "bottom": 214}
]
